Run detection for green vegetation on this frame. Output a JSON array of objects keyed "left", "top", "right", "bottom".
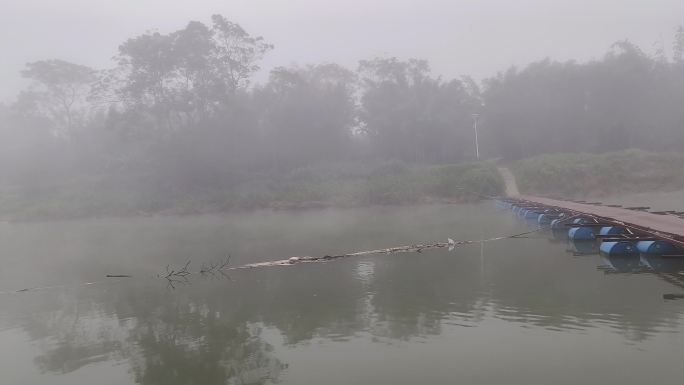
[
  {"left": 0, "top": 161, "right": 503, "bottom": 220},
  {"left": 512, "top": 150, "right": 684, "bottom": 198},
  {"left": 6, "top": 14, "right": 684, "bottom": 220}
]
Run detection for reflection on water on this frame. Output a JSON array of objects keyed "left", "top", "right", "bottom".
[
  {"left": 599, "top": 255, "right": 642, "bottom": 273},
  {"left": 569, "top": 240, "right": 598, "bottom": 255},
  {"left": 1, "top": 203, "right": 684, "bottom": 385}
]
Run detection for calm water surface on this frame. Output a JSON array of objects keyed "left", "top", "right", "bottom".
[{"left": 1, "top": 203, "right": 684, "bottom": 385}]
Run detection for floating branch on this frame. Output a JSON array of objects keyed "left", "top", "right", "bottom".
[
  {"left": 161, "top": 260, "right": 192, "bottom": 289},
  {"left": 200, "top": 256, "right": 231, "bottom": 279},
  {"left": 151, "top": 214, "right": 583, "bottom": 288},
  {"left": 164, "top": 260, "right": 192, "bottom": 278},
  {"left": 225, "top": 226, "right": 554, "bottom": 270},
  {"left": 227, "top": 242, "right": 449, "bottom": 270},
  {"left": 158, "top": 257, "right": 235, "bottom": 288},
  {"left": 9, "top": 215, "right": 582, "bottom": 294},
  {"left": 153, "top": 215, "right": 581, "bottom": 285}
]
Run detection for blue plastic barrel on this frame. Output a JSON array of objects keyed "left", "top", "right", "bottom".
[
  {"left": 636, "top": 240, "right": 678, "bottom": 255},
  {"left": 599, "top": 226, "right": 627, "bottom": 236},
  {"left": 538, "top": 214, "right": 553, "bottom": 224},
  {"left": 569, "top": 226, "right": 596, "bottom": 240},
  {"left": 550, "top": 218, "right": 565, "bottom": 229},
  {"left": 524, "top": 210, "right": 541, "bottom": 220},
  {"left": 571, "top": 240, "right": 597, "bottom": 254},
  {"left": 600, "top": 241, "right": 638, "bottom": 256}
]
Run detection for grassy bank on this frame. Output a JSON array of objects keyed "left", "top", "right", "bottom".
[
  {"left": 512, "top": 149, "right": 684, "bottom": 199},
  {"left": 0, "top": 161, "right": 503, "bottom": 221}
]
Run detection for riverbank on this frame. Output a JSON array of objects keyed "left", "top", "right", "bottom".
[
  {"left": 511, "top": 149, "right": 684, "bottom": 199},
  {"left": 0, "top": 161, "right": 503, "bottom": 221}
]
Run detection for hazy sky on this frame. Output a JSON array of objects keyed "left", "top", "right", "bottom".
[{"left": 1, "top": 0, "right": 682, "bottom": 102}]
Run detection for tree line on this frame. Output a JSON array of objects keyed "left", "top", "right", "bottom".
[
  {"left": 1, "top": 14, "right": 684, "bottom": 204},
  {"left": 484, "top": 32, "right": 684, "bottom": 159}
]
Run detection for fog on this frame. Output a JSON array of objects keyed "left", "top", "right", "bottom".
[
  {"left": 2, "top": 1, "right": 684, "bottom": 220},
  {"left": 5, "top": 3, "right": 684, "bottom": 384},
  {"left": 3, "top": 0, "right": 683, "bottom": 102}
]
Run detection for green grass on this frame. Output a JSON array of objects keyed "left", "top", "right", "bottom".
[
  {"left": 0, "top": 161, "right": 504, "bottom": 220},
  {"left": 512, "top": 149, "right": 684, "bottom": 199}
]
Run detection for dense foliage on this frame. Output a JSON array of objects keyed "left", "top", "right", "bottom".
[
  {"left": 1, "top": 14, "right": 683, "bottom": 217},
  {"left": 0, "top": 160, "right": 502, "bottom": 220},
  {"left": 484, "top": 37, "right": 684, "bottom": 159},
  {"left": 512, "top": 150, "right": 684, "bottom": 198}
]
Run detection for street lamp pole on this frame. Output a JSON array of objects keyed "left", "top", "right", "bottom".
[{"left": 472, "top": 113, "right": 480, "bottom": 160}]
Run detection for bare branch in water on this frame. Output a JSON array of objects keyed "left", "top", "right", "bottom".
[
  {"left": 200, "top": 256, "right": 232, "bottom": 280},
  {"left": 156, "top": 226, "right": 551, "bottom": 288},
  {"left": 161, "top": 260, "right": 192, "bottom": 289}
]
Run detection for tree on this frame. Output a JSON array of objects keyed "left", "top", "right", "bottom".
[
  {"left": 20, "top": 59, "right": 95, "bottom": 134},
  {"left": 674, "top": 26, "right": 684, "bottom": 63},
  {"left": 480, "top": 39, "right": 684, "bottom": 159},
  {"left": 112, "top": 15, "right": 272, "bottom": 130},
  {"left": 255, "top": 63, "right": 357, "bottom": 169},
  {"left": 210, "top": 14, "right": 273, "bottom": 92},
  {"left": 358, "top": 57, "right": 480, "bottom": 163}
]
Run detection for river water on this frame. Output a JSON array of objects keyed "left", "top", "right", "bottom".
[{"left": 1, "top": 202, "right": 684, "bottom": 385}]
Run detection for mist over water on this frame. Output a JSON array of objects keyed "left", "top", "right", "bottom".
[
  {"left": 3, "top": 1, "right": 684, "bottom": 384},
  {"left": 1, "top": 203, "right": 684, "bottom": 385}
]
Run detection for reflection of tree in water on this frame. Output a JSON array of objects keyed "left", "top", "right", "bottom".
[
  {"left": 17, "top": 293, "right": 127, "bottom": 374},
  {"left": 12, "top": 240, "right": 684, "bottom": 382},
  {"left": 34, "top": 325, "right": 124, "bottom": 374},
  {"left": 247, "top": 264, "right": 367, "bottom": 344},
  {"left": 233, "top": 257, "right": 485, "bottom": 344},
  {"left": 21, "top": 283, "right": 286, "bottom": 385},
  {"left": 367, "top": 252, "right": 487, "bottom": 340},
  {"left": 130, "top": 319, "right": 283, "bottom": 385}
]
